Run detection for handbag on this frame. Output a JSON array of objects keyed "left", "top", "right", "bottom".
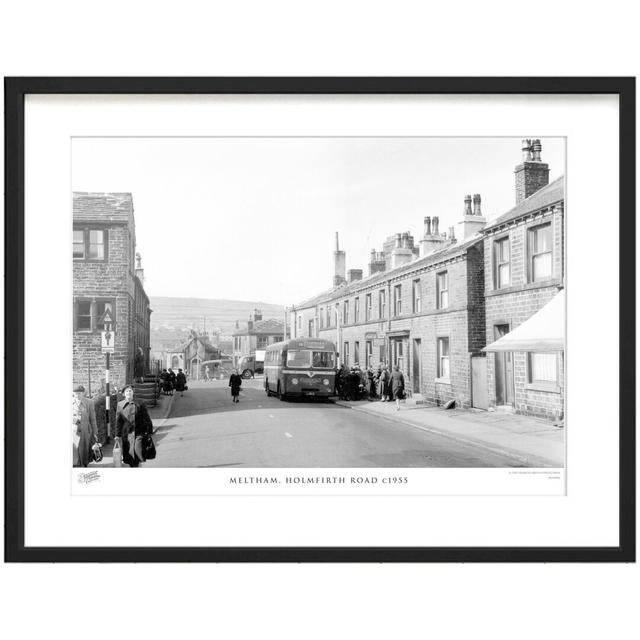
[
  {"left": 113, "top": 439, "right": 122, "bottom": 467},
  {"left": 184, "top": 385, "right": 188, "bottom": 390},
  {"left": 143, "top": 434, "right": 156, "bottom": 460},
  {"left": 91, "top": 441, "right": 103, "bottom": 463}
]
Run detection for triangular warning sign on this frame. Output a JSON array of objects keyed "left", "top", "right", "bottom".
[{"left": 102, "top": 309, "right": 113, "bottom": 325}]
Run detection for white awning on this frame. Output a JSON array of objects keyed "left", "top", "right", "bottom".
[{"left": 483, "top": 290, "right": 565, "bottom": 353}]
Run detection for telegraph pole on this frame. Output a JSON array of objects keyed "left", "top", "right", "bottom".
[{"left": 283, "top": 306, "right": 288, "bottom": 341}]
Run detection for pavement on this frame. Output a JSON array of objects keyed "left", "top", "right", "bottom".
[
  {"left": 88, "top": 391, "right": 175, "bottom": 468},
  {"left": 333, "top": 398, "right": 565, "bottom": 467}
]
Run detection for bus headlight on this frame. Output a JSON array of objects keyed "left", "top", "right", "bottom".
[
  {"left": 291, "top": 378, "right": 299, "bottom": 385},
  {"left": 323, "top": 379, "right": 330, "bottom": 386}
]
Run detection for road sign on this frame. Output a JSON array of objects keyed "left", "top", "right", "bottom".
[
  {"left": 102, "top": 308, "right": 114, "bottom": 331},
  {"left": 101, "top": 330, "right": 115, "bottom": 353}
]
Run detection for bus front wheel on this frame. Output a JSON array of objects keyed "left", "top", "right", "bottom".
[
  {"left": 265, "top": 379, "right": 272, "bottom": 397},
  {"left": 277, "top": 383, "right": 285, "bottom": 401}
]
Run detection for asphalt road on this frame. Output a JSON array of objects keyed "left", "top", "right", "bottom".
[{"left": 145, "top": 378, "right": 523, "bottom": 468}]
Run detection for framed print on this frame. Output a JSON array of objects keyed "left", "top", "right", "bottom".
[{"left": 4, "top": 77, "right": 635, "bottom": 562}]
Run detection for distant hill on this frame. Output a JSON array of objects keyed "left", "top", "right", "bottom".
[{"left": 150, "top": 296, "right": 285, "bottom": 353}]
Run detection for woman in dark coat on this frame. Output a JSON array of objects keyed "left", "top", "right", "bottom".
[
  {"left": 115, "top": 384, "right": 154, "bottom": 467},
  {"left": 380, "top": 365, "right": 391, "bottom": 402},
  {"left": 175, "top": 368, "right": 187, "bottom": 397},
  {"left": 229, "top": 369, "right": 242, "bottom": 403},
  {"left": 366, "top": 367, "right": 376, "bottom": 401},
  {"left": 390, "top": 365, "right": 406, "bottom": 411}
]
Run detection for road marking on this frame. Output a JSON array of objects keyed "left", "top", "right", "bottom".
[
  {"left": 268, "top": 415, "right": 274, "bottom": 418},
  {"left": 284, "top": 432, "right": 293, "bottom": 438}
]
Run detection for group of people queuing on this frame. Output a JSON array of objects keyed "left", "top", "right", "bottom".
[
  {"left": 158, "top": 367, "right": 187, "bottom": 397},
  {"left": 336, "top": 363, "right": 406, "bottom": 410}
]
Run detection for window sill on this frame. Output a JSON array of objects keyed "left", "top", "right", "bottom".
[
  {"left": 525, "top": 382, "right": 560, "bottom": 394},
  {"left": 434, "top": 377, "right": 451, "bottom": 385},
  {"left": 488, "top": 279, "right": 563, "bottom": 297}
]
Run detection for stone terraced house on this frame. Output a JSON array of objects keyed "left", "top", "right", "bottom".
[
  {"left": 482, "top": 140, "right": 565, "bottom": 420},
  {"left": 73, "top": 192, "right": 151, "bottom": 394},
  {"left": 291, "top": 139, "right": 565, "bottom": 419}
]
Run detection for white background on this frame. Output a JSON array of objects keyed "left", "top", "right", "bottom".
[{"left": 1, "top": 2, "right": 638, "bottom": 639}]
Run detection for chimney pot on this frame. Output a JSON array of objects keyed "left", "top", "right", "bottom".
[
  {"left": 473, "top": 193, "right": 482, "bottom": 216},
  {"left": 424, "top": 216, "right": 432, "bottom": 236},
  {"left": 464, "top": 194, "right": 473, "bottom": 216},
  {"left": 432, "top": 216, "right": 439, "bottom": 235},
  {"left": 522, "top": 139, "right": 533, "bottom": 162},
  {"left": 532, "top": 139, "right": 542, "bottom": 161}
]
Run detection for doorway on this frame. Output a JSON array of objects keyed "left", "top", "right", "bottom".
[
  {"left": 494, "top": 324, "right": 514, "bottom": 407},
  {"left": 391, "top": 339, "right": 404, "bottom": 372}
]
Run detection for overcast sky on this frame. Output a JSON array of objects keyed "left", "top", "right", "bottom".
[{"left": 72, "top": 137, "right": 565, "bottom": 306}]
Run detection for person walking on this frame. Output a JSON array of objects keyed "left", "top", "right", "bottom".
[
  {"left": 175, "top": 368, "right": 187, "bottom": 397},
  {"left": 229, "top": 368, "right": 242, "bottom": 403},
  {"left": 204, "top": 365, "right": 210, "bottom": 382},
  {"left": 72, "top": 384, "right": 98, "bottom": 468},
  {"left": 390, "top": 365, "right": 406, "bottom": 411},
  {"left": 115, "top": 384, "right": 154, "bottom": 468},
  {"left": 167, "top": 368, "right": 176, "bottom": 395}
]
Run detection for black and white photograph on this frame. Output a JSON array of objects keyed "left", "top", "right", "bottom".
[{"left": 72, "top": 136, "right": 566, "bottom": 475}]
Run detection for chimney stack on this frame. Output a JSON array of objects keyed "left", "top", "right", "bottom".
[
  {"left": 347, "top": 269, "right": 363, "bottom": 282},
  {"left": 515, "top": 138, "right": 550, "bottom": 204},
  {"left": 369, "top": 250, "right": 386, "bottom": 275},
  {"left": 420, "top": 215, "right": 447, "bottom": 257},
  {"left": 458, "top": 193, "right": 486, "bottom": 239},
  {"left": 333, "top": 231, "right": 346, "bottom": 287}
]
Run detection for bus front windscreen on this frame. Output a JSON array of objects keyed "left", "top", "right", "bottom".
[
  {"left": 286, "top": 350, "right": 335, "bottom": 368},
  {"left": 311, "top": 351, "right": 335, "bottom": 368}
]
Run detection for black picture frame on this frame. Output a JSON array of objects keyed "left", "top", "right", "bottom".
[{"left": 4, "top": 77, "right": 635, "bottom": 563}]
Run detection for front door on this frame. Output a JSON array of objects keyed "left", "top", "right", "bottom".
[
  {"left": 412, "top": 339, "right": 421, "bottom": 394},
  {"left": 392, "top": 339, "right": 404, "bottom": 373},
  {"left": 494, "top": 324, "right": 514, "bottom": 406}
]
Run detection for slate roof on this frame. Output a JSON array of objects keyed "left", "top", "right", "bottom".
[
  {"left": 293, "top": 234, "right": 483, "bottom": 309},
  {"left": 483, "top": 176, "right": 564, "bottom": 232},
  {"left": 73, "top": 192, "right": 134, "bottom": 224},
  {"left": 232, "top": 318, "right": 284, "bottom": 336}
]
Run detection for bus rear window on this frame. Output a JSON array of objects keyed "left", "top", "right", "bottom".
[{"left": 312, "top": 351, "right": 335, "bottom": 368}]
